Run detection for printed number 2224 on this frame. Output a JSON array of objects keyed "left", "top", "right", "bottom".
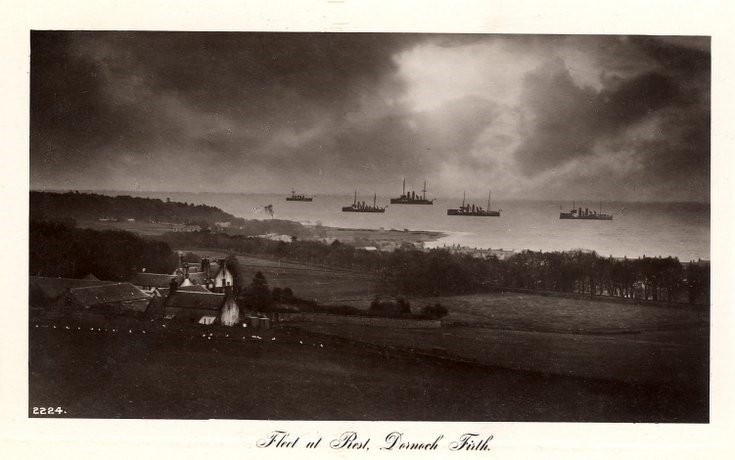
[{"left": 32, "top": 407, "right": 66, "bottom": 415}]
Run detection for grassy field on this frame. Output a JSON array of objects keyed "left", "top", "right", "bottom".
[
  {"left": 155, "top": 252, "right": 709, "bottom": 420},
  {"left": 29, "top": 325, "right": 704, "bottom": 421},
  {"left": 417, "top": 292, "right": 708, "bottom": 333},
  {"left": 294, "top": 321, "right": 707, "bottom": 387},
  {"left": 290, "top": 290, "right": 708, "bottom": 388},
  {"left": 191, "top": 253, "right": 709, "bottom": 387},
  {"left": 234, "top": 254, "right": 386, "bottom": 303}
]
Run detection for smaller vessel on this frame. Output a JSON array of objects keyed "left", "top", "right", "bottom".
[
  {"left": 560, "top": 201, "right": 613, "bottom": 220},
  {"left": 286, "top": 190, "right": 313, "bottom": 202},
  {"left": 390, "top": 179, "right": 435, "bottom": 205},
  {"left": 342, "top": 191, "right": 386, "bottom": 213},
  {"left": 447, "top": 191, "right": 500, "bottom": 217}
]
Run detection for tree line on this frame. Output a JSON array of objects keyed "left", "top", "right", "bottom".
[
  {"left": 482, "top": 249, "right": 709, "bottom": 305},
  {"left": 30, "top": 220, "right": 178, "bottom": 280},
  {"left": 160, "top": 231, "right": 710, "bottom": 305},
  {"left": 28, "top": 218, "right": 710, "bottom": 307}
]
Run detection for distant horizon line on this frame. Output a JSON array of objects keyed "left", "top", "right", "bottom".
[{"left": 30, "top": 188, "right": 711, "bottom": 205}]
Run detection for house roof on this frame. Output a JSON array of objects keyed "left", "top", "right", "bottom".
[
  {"left": 131, "top": 272, "right": 182, "bottom": 288},
  {"left": 65, "top": 283, "right": 150, "bottom": 308},
  {"left": 211, "top": 263, "right": 230, "bottom": 280},
  {"left": 157, "top": 285, "right": 211, "bottom": 297},
  {"left": 165, "top": 291, "right": 226, "bottom": 311},
  {"left": 30, "top": 276, "right": 117, "bottom": 301},
  {"left": 188, "top": 271, "right": 208, "bottom": 284}
]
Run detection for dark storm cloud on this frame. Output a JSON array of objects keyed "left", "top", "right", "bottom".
[
  {"left": 30, "top": 32, "right": 422, "bottom": 185},
  {"left": 30, "top": 32, "right": 710, "bottom": 200},
  {"left": 513, "top": 36, "right": 709, "bottom": 186},
  {"left": 515, "top": 64, "right": 682, "bottom": 174}
]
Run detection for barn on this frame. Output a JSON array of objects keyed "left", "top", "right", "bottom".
[{"left": 161, "top": 287, "right": 240, "bottom": 326}]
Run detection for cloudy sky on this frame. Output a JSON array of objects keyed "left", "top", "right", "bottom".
[{"left": 30, "top": 32, "right": 710, "bottom": 201}]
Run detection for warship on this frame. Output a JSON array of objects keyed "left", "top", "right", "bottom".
[
  {"left": 390, "top": 179, "right": 434, "bottom": 205},
  {"left": 560, "top": 201, "right": 613, "bottom": 220},
  {"left": 447, "top": 191, "right": 500, "bottom": 217},
  {"left": 285, "top": 190, "right": 313, "bottom": 202},
  {"left": 342, "top": 191, "right": 386, "bottom": 213}
]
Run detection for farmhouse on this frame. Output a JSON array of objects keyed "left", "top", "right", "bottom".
[
  {"left": 133, "top": 256, "right": 231, "bottom": 293},
  {"left": 209, "top": 258, "right": 234, "bottom": 292},
  {"left": 155, "top": 285, "right": 240, "bottom": 326}
]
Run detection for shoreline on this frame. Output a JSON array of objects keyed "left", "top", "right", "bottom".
[
  {"left": 320, "top": 226, "right": 446, "bottom": 246},
  {"left": 77, "top": 218, "right": 708, "bottom": 261}
]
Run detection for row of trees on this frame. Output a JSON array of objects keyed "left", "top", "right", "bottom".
[
  {"left": 162, "top": 230, "right": 710, "bottom": 305},
  {"left": 30, "top": 220, "right": 178, "bottom": 280},
  {"left": 488, "top": 250, "right": 709, "bottom": 305},
  {"left": 28, "top": 219, "right": 709, "bottom": 307}
]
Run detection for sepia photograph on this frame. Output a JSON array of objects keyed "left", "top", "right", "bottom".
[
  {"left": 4, "top": 1, "right": 735, "bottom": 458},
  {"left": 27, "top": 30, "right": 711, "bottom": 423}
]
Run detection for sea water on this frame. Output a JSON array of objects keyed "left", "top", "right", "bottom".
[{"left": 110, "top": 191, "right": 710, "bottom": 262}]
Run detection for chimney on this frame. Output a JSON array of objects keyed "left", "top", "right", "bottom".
[
  {"left": 179, "top": 252, "right": 184, "bottom": 268},
  {"left": 183, "top": 263, "right": 189, "bottom": 278},
  {"left": 169, "top": 278, "right": 178, "bottom": 295},
  {"left": 200, "top": 257, "right": 206, "bottom": 273},
  {"left": 219, "top": 258, "right": 227, "bottom": 278}
]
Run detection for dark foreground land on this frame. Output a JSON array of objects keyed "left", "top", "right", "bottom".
[{"left": 29, "top": 319, "right": 707, "bottom": 422}]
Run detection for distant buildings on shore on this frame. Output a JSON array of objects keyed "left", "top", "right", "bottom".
[
  {"left": 98, "top": 216, "right": 233, "bottom": 233},
  {"left": 440, "top": 244, "right": 516, "bottom": 260}
]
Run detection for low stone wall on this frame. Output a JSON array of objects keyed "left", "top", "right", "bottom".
[{"left": 277, "top": 312, "right": 441, "bottom": 329}]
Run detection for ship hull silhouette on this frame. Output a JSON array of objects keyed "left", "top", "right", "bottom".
[
  {"left": 390, "top": 179, "right": 434, "bottom": 205},
  {"left": 286, "top": 190, "right": 313, "bottom": 202},
  {"left": 342, "top": 192, "right": 386, "bottom": 213},
  {"left": 560, "top": 201, "right": 613, "bottom": 220},
  {"left": 447, "top": 191, "right": 500, "bottom": 217},
  {"left": 447, "top": 209, "right": 500, "bottom": 216}
]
